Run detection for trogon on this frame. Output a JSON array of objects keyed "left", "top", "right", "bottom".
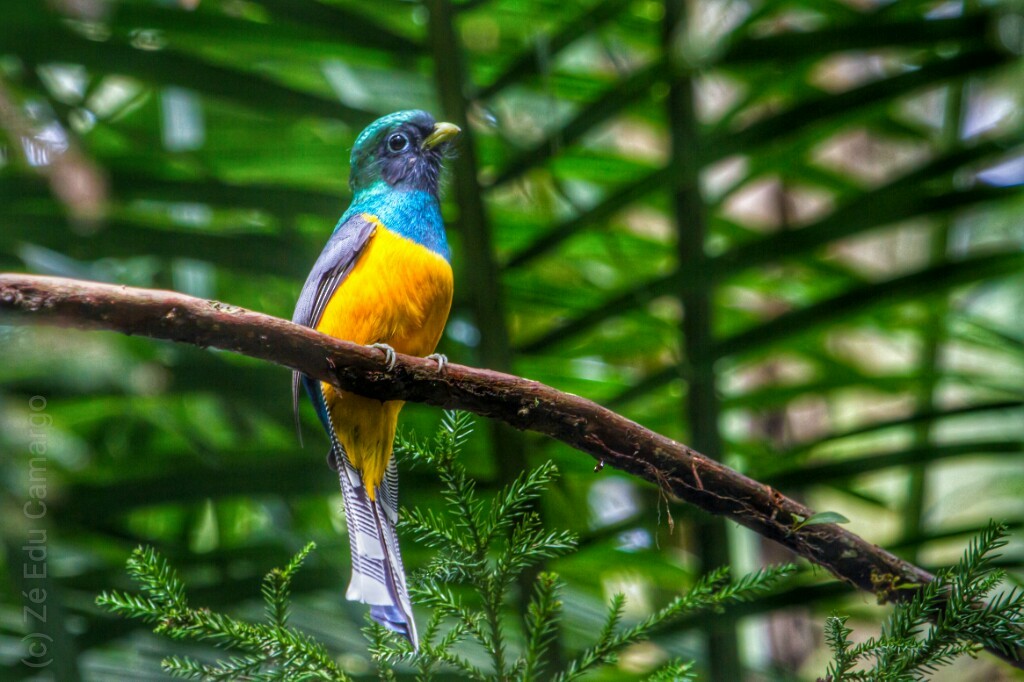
[{"left": 292, "top": 110, "right": 460, "bottom": 648}]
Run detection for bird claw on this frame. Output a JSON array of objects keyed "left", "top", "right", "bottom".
[
  {"left": 426, "top": 353, "right": 448, "bottom": 374},
  {"left": 369, "top": 343, "right": 397, "bottom": 371}
]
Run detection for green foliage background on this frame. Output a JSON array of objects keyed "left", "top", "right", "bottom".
[{"left": 1, "top": 0, "right": 1022, "bottom": 679}]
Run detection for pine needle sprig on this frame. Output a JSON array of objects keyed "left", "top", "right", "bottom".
[
  {"left": 521, "top": 572, "right": 563, "bottom": 682},
  {"left": 262, "top": 542, "right": 316, "bottom": 629},
  {"left": 821, "top": 522, "right": 1024, "bottom": 681},
  {"left": 481, "top": 460, "right": 561, "bottom": 545},
  {"left": 381, "top": 412, "right": 794, "bottom": 681},
  {"left": 644, "top": 661, "right": 696, "bottom": 681},
  {"left": 126, "top": 545, "right": 189, "bottom": 612},
  {"left": 823, "top": 615, "right": 857, "bottom": 681},
  {"left": 95, "top": 413, "right": 1021, "bottom": 681},
  {"left": 96, "top": 541, "right": 349, "bottom": 681}
]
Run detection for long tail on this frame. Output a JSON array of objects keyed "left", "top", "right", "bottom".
[{"left": 333, "top": 444, "right": 418, "bottom": 648}]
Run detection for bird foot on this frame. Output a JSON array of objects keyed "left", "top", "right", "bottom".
[
  {"left": 369, "top": 343, "right": 397, "bottom": 371},
  {"left": 426, "top": 353, "right": 448, "bottom": 374}
]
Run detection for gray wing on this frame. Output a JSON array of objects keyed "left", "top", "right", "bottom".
[{"left": 291, "top": 213, "right": 378, "bottom": 439}]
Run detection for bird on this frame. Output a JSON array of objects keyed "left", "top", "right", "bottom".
[{"left": 291, "top": 110, "right": 460, "bottom": 648}]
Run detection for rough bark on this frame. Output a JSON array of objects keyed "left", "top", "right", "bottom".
[{"left": 1, "top": 273, "right": 1020, "bottom": 668}]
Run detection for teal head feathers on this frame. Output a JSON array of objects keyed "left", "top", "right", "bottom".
[
  {"left": 341, "top": 110, "right": 460, "bottom": 259},
  {"left": 349, "top": 110, "right": 460, "bottom": 196}
]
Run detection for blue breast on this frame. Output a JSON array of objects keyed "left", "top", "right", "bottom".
[{"left": 338, "top": 181, "right": 450, "bottom": 261}]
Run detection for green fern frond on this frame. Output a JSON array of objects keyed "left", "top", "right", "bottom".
[
  {"left": 162, "top": 654, "right": 266, "bottom": 681},
  {"left": 439, "top": 410, "right": 475, "bottom": 451},
  {"left": 482, "top": 459, "right": 560, "bottom": 544},
  {"left": 522, "top": 572, "right": 563, "bottom": 681},
  {"left": 94, "top": 589, "right": 165, "bottom": 624},
  {"left": 105, "top": 414, "right": 1024, "bottom": 682},
  {"left": 97, "top": 544, "right": 350, "bottom": 681},
  {"left": 125, "top": 545, "right": 189, "bottom": 612},
  {"left": 821, "top": 521, "right": 1024, "bottom": 679},
  {"left": 823, "top": 614, "right": 857, "bottom": 681},
  {"left": 644, "top": 660, "right": 696, "bottom": 681},
  {"left": 495, "top": 514, "right": 577, "bottom": 586},
  {"left": 379, "top": 414, "right": 795, "bottom": 680},
  {"left": 262, "top": 541, "right": 315, "bottom": 628}
]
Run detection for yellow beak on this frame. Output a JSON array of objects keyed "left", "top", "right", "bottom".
[{"left": 422, "top": 122, "right": 461, "bottom": 149}]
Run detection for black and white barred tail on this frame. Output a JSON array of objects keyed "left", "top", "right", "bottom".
[{"left": 332, "top": 444, "right": 417, "bottom": 648}]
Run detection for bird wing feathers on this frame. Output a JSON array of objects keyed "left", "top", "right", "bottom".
[{"left": 291, "top": 213, "right": 378, "bottom": 436}]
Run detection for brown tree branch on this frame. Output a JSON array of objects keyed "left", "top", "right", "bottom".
[{"left": 0, "top": 273, "right": 1020, "bottom": 668}]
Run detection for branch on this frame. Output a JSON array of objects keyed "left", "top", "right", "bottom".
[{"left": 1, "top": 273, "right": 1020, "bottom": 668}]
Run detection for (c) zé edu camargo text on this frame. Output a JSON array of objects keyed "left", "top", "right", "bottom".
[{"left": 22, "top": 395, "right": 51, "bottom": 670}]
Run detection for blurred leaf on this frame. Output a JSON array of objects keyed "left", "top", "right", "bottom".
[{"left": 791, "top": 511, "right": 850, "bottom": 532}]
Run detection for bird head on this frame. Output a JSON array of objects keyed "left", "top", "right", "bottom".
[{"left": 349, "top": 110, "right": 460, "bottom": 197}]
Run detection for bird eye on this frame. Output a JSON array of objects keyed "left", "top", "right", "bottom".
[{"left": 387, "top": 133, "right": 409, "bottom": 153}]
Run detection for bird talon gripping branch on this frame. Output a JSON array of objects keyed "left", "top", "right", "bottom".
[
  {"left": 426, "top": 352, "right": 448, "bottom": 374},
  {"left": 369, "top": 342, "right": 398, "bottom": 371}
]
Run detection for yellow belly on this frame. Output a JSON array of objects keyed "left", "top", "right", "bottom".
[{"left": 316, "top": 216, "right": 453, "bottom": 497}]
